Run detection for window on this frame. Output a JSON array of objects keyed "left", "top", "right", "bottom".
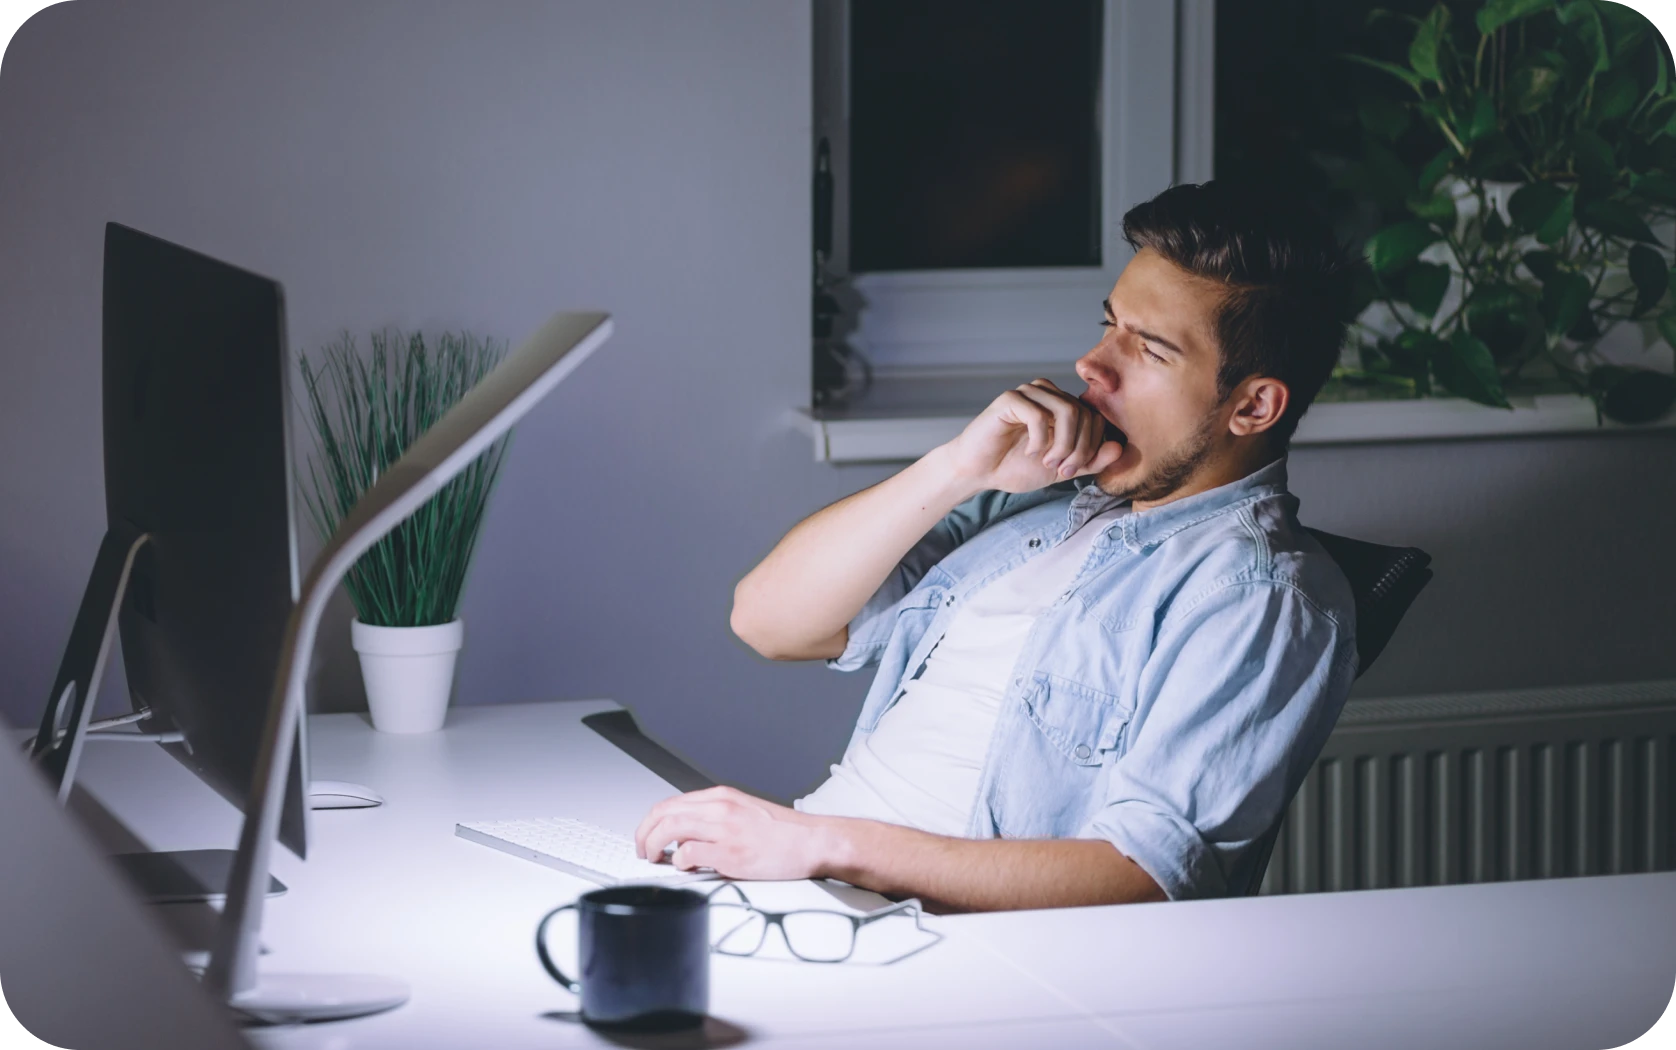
[
  {"left": 802, "top": 1, "right": 1670, "bottom": 460},
  {"left": 812, "top": 0, "right": 1209, "bottom": 400},
  {"left": 848, "top": 1, "right": 1103, "bottom": 273}
]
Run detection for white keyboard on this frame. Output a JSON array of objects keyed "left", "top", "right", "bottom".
[{"left": 455, "top": 817, "right": 716, "bottom": 886}]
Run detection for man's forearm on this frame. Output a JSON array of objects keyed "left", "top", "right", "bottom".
[
  {"left": 731, "top": 443, "right": 979, "bottom": 660},
  {"left": 816, "top": 818, "right": 1166, "bottom": 913}
]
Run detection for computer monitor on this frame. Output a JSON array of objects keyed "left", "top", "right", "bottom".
[{"left": 31, "top": 222, "right": 310, "bottom": 889}]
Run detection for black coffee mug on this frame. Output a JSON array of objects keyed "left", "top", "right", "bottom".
[{"left": 536, "top": 885, "right": 710, "bottom": 1030}]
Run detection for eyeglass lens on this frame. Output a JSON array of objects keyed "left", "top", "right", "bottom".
[{"left": 708, "top": 903, "right": 860, "bottom": 962}]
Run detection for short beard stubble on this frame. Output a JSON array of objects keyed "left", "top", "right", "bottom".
[{"left": 1096, "top": 409, "right": 1220, "bottom": 504}]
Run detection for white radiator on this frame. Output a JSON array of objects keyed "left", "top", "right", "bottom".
[{"left": 1259, "top": 680, "right": 1676, "bottom": 895}]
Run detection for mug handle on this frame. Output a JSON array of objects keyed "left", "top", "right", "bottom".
[{"left": 535, "top": 904, "right": 581, "bottom": 993}]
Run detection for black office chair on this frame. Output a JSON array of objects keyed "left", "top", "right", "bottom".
[{"left": 1243, "top": 529, "right": 1434, "bottom": 896}]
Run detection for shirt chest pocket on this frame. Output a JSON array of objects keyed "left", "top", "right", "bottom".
[{"left": 1022, "top": 673, "right": 1130, "bottom": 767}]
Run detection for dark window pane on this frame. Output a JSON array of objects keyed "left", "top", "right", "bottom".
[{"left": 849, "top": 0, "right": 1102, "bottom": 272}]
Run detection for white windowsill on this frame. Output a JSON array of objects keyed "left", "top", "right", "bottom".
[{"left": 795, "top": 372, "right": 1676, "bottom": 464}]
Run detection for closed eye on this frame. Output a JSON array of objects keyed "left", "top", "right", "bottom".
[{"left": 1100, "top": 319, "right": 1166, "bottom": 363}]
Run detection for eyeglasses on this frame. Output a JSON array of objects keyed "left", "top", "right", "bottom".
[{"left": 704, "top": 882, "right": 943, "bottom": 964}]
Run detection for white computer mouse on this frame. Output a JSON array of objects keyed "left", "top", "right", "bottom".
[{"left": 308, "top": 780, "right": 385, "bottom": 809}]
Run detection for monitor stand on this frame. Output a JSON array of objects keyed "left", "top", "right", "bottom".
[
  {"left": 31, "top": 523, "right": 149, "bottom": 800},
  {"left": 33, "top": 524, "right": 291, "bottom": 906},
  {"left": 111, "top": 850, "right": 286, "bottom": 904}
]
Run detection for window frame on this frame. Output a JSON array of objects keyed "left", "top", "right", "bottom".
[{"left": 812, "top": 0, "right": 1215, "bottom": 376}]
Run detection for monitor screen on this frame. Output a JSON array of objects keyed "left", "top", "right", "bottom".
[{"left": 102, "top": 222, "right": 308, "bottom": 858}]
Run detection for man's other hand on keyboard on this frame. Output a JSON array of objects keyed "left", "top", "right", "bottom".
[
  {"left": 633, "top": 786, "right": 836, "bottom": 882},
  {"left": 633, "top": 783, "right": 1167, "bottom": 912}
]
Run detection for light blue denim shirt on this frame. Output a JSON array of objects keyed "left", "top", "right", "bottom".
[{"left": 826, "top": 457, "right": 1358, "bottom": 900}]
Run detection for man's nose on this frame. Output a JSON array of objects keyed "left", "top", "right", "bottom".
[{"left": 1075, "top": 351, "right": 1117, "bottom": 391}]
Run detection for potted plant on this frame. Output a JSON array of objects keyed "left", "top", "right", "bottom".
[
  {"left": 299, "top": 329, "right": 509, "bottom": 733},
  {"left": 1336, "top": 0, "right": 1676, "bottom": 423}
]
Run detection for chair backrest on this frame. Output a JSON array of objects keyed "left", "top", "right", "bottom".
[
  {"left": 1302, "top": 528, "right": 1433, "bottom": 680},
  {"left": 1244, "top": 823, "right": 1282, "bottom": 898},
  {"left": 1245, "top": 528, "right": 1433, "bottom": 896}
]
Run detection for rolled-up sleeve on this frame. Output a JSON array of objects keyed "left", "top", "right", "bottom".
[
  {"left": 1081, "top": 580, "right": 1356, "bottom": 900},
  {"left": 825, "top": 487, "right": 1049, "bottom": 673}
]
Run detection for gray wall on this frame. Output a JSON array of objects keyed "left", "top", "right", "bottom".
[{"left": 3, "top": 1, "right": 1673, "bottom": 804}]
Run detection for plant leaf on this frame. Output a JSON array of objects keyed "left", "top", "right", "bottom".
[
  {"left": 1477, "top": 0, "right": 1555, "bottom": 35},
  {"left": 1367, "top": 8, "right": 1423, "bottom": 28},
  {"left": 1393, "top": 330, "right": 1445, "bottom": 393},
  {"left": 1434, "top": 330, "right": 1511, "bottom": 407},
  {"left": 1598, "top": 368, "right": 1676, "bottom": 423},
  {"left": 1465, "top": 133, "right": 1520, "bottom": 177},
  {"left": 1633, "top": 172, "right": 1676, "bottom": 206},
  {"left": 1540, "top": 271, "right": 1593, "bottom": 335},
  {"left": 1508, "top": 59, "right": 1564, "bottom": 116},
  {"left": 1658, "top": 310, "right": 1676, "bottom": 351},
  {"left": 1405, "top": 262, "right": 1453, "bottom": 316},
  {"left": 1592, "top": 71, "right": 1639, "bottom": 122},
  {"left": 1597, "top": 0, "right": 1651, "bottom": 63},
  {"left": 1579, "top": 198, "right": 1659, "bottom": 242},
  {"left": 1508, "top": 182, "right": 1567, "bottom": 232},
  {"left": 1416, "top": 147, "right": 1455, "bottom": 191},
  {"left": 1629, "top": 244, "right": 1670, "bottom": 316},
  {"left": 1407, "top": 186, "right": 1458, "bottom": 224},
  {"left": 1410, "top": 4, "right": 1450, "bottom": 82},
  {"left": 1467, "top": 284, "right": 1540, "bottom": 362},
  {"left": 1343, "top": 53, "right": 1426, "bottom": 91},
  {"left": 1359, "top": 95, "right": 1412, "bottom": 141},
  {"left": 1557, "top": 1, "right": 1610, "bottom": 75},
  {"left": 1567, "top": 306, "right": 1601, "bottom": 341},
  {"left": 1538, "top": 190, "right": 1576, "bottom": 245},
  {"left": 1365, "top": 219, "right": 1443, "bottom": 273},
  {"left": 1464, "top": 92, "right": 1498, "bottom": 143},
  {"left": 1571, "top": 130, "right": 1618, "bottom": 190}
]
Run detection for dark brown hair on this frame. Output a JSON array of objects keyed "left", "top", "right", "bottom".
[{"left": 1121, "top": 181, "right": 1360, "bottom": 447}]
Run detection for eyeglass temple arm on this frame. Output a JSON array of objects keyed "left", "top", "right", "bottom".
[{"left": 852, "top": 897, "right": 926, "bottom": 928}]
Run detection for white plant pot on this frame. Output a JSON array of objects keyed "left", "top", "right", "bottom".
[{"left": 351, "top": 619, "right": 464, "bottom": 734}]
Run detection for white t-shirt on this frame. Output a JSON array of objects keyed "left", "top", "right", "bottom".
[{"left": 796, "top": 505, "right": 1129, "bottom": 836}]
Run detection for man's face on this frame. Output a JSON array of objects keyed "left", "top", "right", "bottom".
[{"left": 1075, "top": 247, "right": 1231, "bottom": 504}]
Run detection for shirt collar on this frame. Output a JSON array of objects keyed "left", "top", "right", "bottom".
[{"left": 1070, "top": 456, "right": 1291, "bottom": 551}]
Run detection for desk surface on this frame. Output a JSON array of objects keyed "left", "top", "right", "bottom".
[{"left": 67, "top": 699, "right": 1676, "bottom": 1050}]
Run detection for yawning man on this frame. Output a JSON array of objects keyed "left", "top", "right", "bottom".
[{"left": 636, "top": 181, "right": 1361, "bottom": 910}]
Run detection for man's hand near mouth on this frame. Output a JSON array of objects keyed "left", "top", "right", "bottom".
[
  {"left": 943, "top": 378, "right": 1125, "bottom": 495},
  {"left": 727, "top": 378, "right": 1120, "bottom": 667}
]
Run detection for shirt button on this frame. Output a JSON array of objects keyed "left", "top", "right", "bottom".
[
  {"left": 1028, "top": 538, "right": 1041, "bottom": 548},
  {"left": 1074, "top": 744, "right": 1092, "bottom": 760},
  {"left": 945, "top": 595, "right": 955, "bottom": 606}
]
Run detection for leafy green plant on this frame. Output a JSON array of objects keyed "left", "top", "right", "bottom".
[
  {"left": 299, "top": 330, "right": 509, "bottom": 627},
  {"left": 1337, "top": 0, "right": 1676, "bottom": 422}
]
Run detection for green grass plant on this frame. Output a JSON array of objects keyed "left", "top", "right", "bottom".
[{"left": 299, "top": 329, "right": 509, "bottom": 627}]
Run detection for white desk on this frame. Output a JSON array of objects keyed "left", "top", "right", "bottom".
[
  {"left": 65, "top": 699, "right": 1676, "bottom": 1049},
  {"left": 946, "top": 872, "right": 1676, "bottom": 1050},
  {"left": 68, "top": 700, "right": 1122, "bottom": 1048}
]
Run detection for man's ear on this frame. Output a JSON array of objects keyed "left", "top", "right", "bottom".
[{"left": 1227, "top": 376, "right": 1289, "bottom": 438}]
